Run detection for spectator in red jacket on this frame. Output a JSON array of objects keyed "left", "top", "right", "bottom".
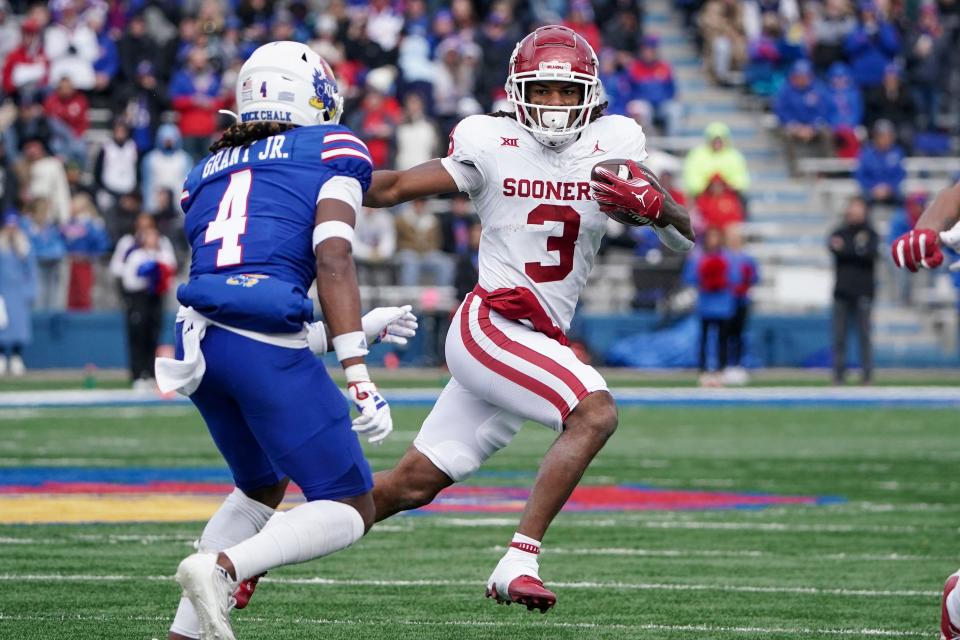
[
  {"left": 1, "top": 19, "right": 47, "bottom": 102},
  {"left": 169, "top": 47, "right": 229, "bottom": 160},
  {"left": 683, "top": 225, "right": 740, "bottom": 386},
  {"left": 346, "top": 70, "right": 402, "bottom": 168},
  {"left": 563, "top": 1, "right": 603, "bottom": 55},
  {"left": 43, "top": 76, "right": 88, "bottom": 163},
  {"left": 695, "top": 174, "right": 746, "bottom": 231}
]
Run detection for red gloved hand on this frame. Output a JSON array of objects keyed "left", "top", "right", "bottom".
[
  {"left": 890, "top": 229, "right": 943, "bottom": 272},
  {"left": 590, "top": 160, "right": 665, "bottom": 221}
]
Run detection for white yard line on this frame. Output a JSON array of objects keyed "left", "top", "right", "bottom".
[
  {"left": 0, "top": 573, "right": 938, "bottom": 598},
  {"left": 500, "top": 546, "right": 946, "bottom": 562},
  {"left": 0, "top": 612, "right": 928, "bottom": 637}
]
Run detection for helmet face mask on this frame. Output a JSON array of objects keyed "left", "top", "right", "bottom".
[
  {"left": 505, "top": 26, "right": 601, "bottom": 148},
  {"left": 236, "top": 41, "right": 344, "bottom": 128}
]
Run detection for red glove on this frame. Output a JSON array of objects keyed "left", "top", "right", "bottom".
[
  {"left": 890, "top": 229, "right": 943, "bottom": 272},
  {"left": 590, "top": 160, "right": 664, "bottom": 221}
]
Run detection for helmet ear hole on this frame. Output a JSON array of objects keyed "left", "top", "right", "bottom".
[{"left": 301, "top": 53, "right": 308, "bottom": 62}]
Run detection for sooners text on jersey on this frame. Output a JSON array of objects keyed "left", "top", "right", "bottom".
[{"left": 442, "top": 113, "right": 648, "bottom": 334}]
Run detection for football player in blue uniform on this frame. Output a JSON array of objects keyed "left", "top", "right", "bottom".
[{"left": 156, "top": 42, "right": 417, "bottom": 640}]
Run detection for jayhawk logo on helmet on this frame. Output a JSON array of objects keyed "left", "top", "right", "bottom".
[{"left": 309, "top": 64, "right": 339, "bottom": 119}]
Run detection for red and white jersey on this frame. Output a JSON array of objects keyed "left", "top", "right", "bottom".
[{"left": 440, "top": 113, "right": 647, "bottom": 333}]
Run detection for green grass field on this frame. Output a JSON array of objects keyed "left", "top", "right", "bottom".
[{"left": 0, "top": 402, "right": 954, "bottom": 639}]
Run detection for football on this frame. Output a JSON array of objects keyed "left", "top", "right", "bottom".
[{"left": 590, "top": 159, "right": 661, "bottom": 227}]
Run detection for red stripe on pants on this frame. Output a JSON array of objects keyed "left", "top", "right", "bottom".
[
  {"left": 459, "top": 294, "right": 571, "bottom": 418},
  {"left": 475, "top": 301, "right": 588, "bottom": 402}
]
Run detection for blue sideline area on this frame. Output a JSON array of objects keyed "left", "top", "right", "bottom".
[{"left": 19, "top": 310, "right": 960, "bottom": 369}]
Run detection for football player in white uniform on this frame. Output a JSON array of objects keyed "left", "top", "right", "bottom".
[
  {"left": 365, "top": 25, "right": 693, "bottom": 612},
  {"left": 236, "top": 25, "right": 694, "bottom": 614},
  {"left": 889, "top": 180, "right": 960, "bottom": 640}
]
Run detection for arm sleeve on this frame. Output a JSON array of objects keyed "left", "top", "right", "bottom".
[
  {"left": 653, "top": 224, "right": 695, "bottom": 252},
  {"left": 317, "top": 176, "right": 363, "bottom": 214},
  {"left": 439, "top": 116, "right": 486, "bottom": 196}
]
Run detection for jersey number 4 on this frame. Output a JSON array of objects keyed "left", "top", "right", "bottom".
[
  {"left": 205, "top": 169, "right": 251, "bottom": 267},
  {"left": 524, "top": 204, "right": 580, "bottom": 283}
]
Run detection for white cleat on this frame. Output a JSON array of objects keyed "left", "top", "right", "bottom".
[{"left": 175, "top": 553, "right": 238, "bottom": 640}]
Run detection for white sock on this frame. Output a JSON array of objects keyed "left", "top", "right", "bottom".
[
  {"left": 169, "top": 597, "right": 201, "bottom": 638},
  {"left": 170, "top": 488, "right": 276, "bottom": 638},
  {"left": 507, "top": 532, "right": 541, "bottom": 558},
  {"left": 224, "top": 500, "right": 365, "bottom": 581},
  {"left": 198, "top": 487, "right": 276, "bottom": 552}
]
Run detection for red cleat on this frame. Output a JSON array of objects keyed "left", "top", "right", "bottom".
[
  {"left": 485, "top": 575, "right": 557, "bottom": 613},
  {"left": 232, "top": 572, "right": 265, "bottom": 610},
  {"left": 942, "top": 572, "right": 960, "bottom": 640}
]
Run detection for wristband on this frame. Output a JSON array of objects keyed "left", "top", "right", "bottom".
[
  {"left": 344, "top": 363, "right": 370, "bottom": 383},
  {"left": 332, "top": 330, "right": 368, "bottom": 362}
]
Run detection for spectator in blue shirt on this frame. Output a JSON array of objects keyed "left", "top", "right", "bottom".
[
  {"left": 599, "top": 49, "right": 633, "bottom": 116},
  {"left": 745, "top": 14, "right": 785, "bottom": 97},
  {"left": 87, "top": 9, "right": 118, "bottom": 97},
  {"left": 23, "top": 198, "right": 66, "bottom": 311},
  {"left": 824, "top": 62, "right": 863, "bottom": 158},
  {"left": 843, "top": 1, "right": 900, "bottom": 89},
  {"left": 683, "top": 226, "right": 741, "bottom": 386},
  {"left": 855, "top": 119, "right": 906, "bottom": 205},
  {"left": 724, "top": 224, "right": 758, "bottom": 385},
  {"left": 0, "top": 211, "right": 37, "bottom": 376},
  {"left": 628, "top": 35, "right": 683, "bottom": 136},
  {"left": 63, "top": 193, "right": 110, "bottom": 311},
  {"left": 773, "top": 59, "right": 833, "bottom": 174}
]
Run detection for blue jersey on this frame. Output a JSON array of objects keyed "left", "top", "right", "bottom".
[
  {"left": 171, "top": 124, "right": 376, "bottom": 501},
  {"left": 182, "top": 124, "right": 372, "bottom": 288},
  {"left": 177, "top": 124, "right": 372, "bottom": 332}
]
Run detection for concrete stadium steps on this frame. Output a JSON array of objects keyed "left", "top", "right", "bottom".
[
  {"left": 742, "top": 222, "right": 828, "bottom": 242},
  {"left": 647, "top": 134, "right": 786, "bottom": 155}
]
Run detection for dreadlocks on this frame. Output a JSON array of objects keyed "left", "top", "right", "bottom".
[{"left": 210, "top": 121, "right": 299, "bottom": 153}]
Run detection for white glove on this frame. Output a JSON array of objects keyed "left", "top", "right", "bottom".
[
  {"left": 361, "top": 304, "right": 418, "bottom": 345},
  {"left": 305, "top": 305, "right": 418, "bottom": 355},
  {"left": 345, "top": 365, "right": 392, "bottom": 445}
]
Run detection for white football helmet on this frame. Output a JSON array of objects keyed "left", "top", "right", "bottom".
[{"left": 235, "top": 41, "right": 343, "bottom": 127}]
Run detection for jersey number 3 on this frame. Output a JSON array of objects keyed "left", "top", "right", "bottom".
[
  {"left": 524, "top": 204, "right": 580, "bottom": 283},
  {"left": 206, "top": 169, "right": 251, "bottom": 267}
]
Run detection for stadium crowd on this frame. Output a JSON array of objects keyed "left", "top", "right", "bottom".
[
  {"left": 0, "top": 0, "right": 668, "bottom": 348},
  {"left": 0, "top": 0, "right": 956, "bottom": 380},
  {"left": 685, "top": 0, "right": 960, "bottom": 168}
]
